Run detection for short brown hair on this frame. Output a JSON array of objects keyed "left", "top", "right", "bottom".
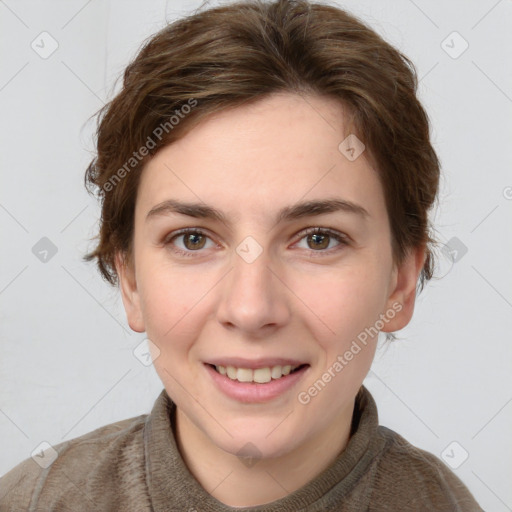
[{"left": 84, "top": 0, "right": 440, "bottom": 296}]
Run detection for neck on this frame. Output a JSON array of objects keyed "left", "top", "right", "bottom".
[{"left": 174, "top": 400, "right": 355, "bottom": 507}]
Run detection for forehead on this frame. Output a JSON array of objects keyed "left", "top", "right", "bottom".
[{"left": 136, "top": 93, "right": 387, "bottom": 225}]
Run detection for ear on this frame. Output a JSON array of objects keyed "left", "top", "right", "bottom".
[
  {"left": 381, "top": 244, "right": 426, "bottom": 333},
  {"left": 115, "top": 251, "right": 145, "bottom": 333}
]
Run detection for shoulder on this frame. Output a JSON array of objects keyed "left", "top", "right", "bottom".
[
  {"left": 369, "top": 426, "right": 484, "bottom": 512},
  {"left": 0, "top": 413, "right": 148, "bottom": 512}
]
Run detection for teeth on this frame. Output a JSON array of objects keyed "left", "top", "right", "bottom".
[
  {"left": 215, "top": 364, "right": 302, "bottom": 383},
  {"left": 253, "top": 367, "right": 271, "bottom": 383},
  {"left": 237, "top": 368, "right": 253, "bottom": 382},
  {"left": 271, "top": 366, "right": 282, "bottom": 379}
]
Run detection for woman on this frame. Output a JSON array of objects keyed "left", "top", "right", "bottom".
[{"left": 0, "top": 0, "right": 484, "bottom": 510}]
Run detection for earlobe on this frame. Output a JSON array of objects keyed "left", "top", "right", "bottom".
[
  {"left": 381, "top": 244, "right": 426, "bottom": 333},
  {"left": 115, "top": 251, "right": 145, "bottom": 333}
]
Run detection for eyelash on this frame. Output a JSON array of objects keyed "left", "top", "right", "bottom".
[{"left": 163, "top": 227, "right": 349, "bottom": 258}]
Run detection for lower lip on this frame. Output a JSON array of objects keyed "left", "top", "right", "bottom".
[{"left": 204, "top": 364, "right": 309, "bottom": 403}]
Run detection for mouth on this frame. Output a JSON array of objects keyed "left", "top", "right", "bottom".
[
  {"left": 203, "top": 359, "right": 310, "bottom": 403},
  {"left": 206, "top": 363, "right": 309, "bottom": 384}
]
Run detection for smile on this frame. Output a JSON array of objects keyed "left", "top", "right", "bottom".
[
  {"left": 212, "top": 364, "right": 307, "bottom": 383},
  {"left": 204, "top": 361, "right": 310, "bottom": 403}
]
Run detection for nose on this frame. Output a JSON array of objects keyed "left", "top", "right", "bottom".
[{"left": 215, "top": 246, "right": 291, "bottom": 337}]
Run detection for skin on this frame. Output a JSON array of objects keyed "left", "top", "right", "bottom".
[{"left": 116, "top": 92, "right": 425, "bottom": 507}]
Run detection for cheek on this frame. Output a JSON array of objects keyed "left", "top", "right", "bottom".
[
  {"left": 292, "top": 268, "right": 386, "bottom": 411},
  {"left": 291, "top": 262, "right": 389, "bottom": 345},
  {"left": 138, "top": 266, "right": 192, "bottom": 337},
  {"left": 137, "top": 262, "right": 221, "bottom": 359}
]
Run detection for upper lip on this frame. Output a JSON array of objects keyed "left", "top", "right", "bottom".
[{"left": 205, "top": 357, "right": 309, "bottom": 369}]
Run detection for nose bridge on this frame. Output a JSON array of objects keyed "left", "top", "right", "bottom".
[
  {"left": 216, "top": 240, "right": 289, "bottom": 333},
  {"left": 232, "top": 246, "right": 271, "bottom": 294}
]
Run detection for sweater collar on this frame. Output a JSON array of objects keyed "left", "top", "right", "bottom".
[{"left": 144, "top": 385, "right": 382, "bottom": 511}]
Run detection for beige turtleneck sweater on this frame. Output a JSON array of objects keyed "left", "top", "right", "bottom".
[{"left": 0, "top": 385, "right": 484, "bottom": 511}]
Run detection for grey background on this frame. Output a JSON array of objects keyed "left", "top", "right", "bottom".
[{"left": 1, "top": 1, "right": 511, "bottom": 510}]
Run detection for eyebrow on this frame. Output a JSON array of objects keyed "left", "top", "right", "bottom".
[{"left": 145, "top": 198, "right": 369, "bottom": 226}]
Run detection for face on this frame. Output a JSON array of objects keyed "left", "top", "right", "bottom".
[{"left": 117, "top": 93, "right": 423, "bottom": 460}]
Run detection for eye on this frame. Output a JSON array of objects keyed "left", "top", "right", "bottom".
[
  {"left": 294, "top": 227, "right": 348, "bottom": 253},
  {"left": 163, "top": 226, "right": 349, "bottom": 258},
  {"left": 164, "top": 228, "right": 217, "bottom": 257}
]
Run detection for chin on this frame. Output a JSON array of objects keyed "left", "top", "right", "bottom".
[{"left": 209, "top": 415, "right": 310, "bottom": 461}]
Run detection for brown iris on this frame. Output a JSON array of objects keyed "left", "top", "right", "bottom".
[
  {"left": 183, "top": 232, "right": 207, "bottom": 250},
  {"left": 307, "top": 233, "right": 329, "bottom": 250}
]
